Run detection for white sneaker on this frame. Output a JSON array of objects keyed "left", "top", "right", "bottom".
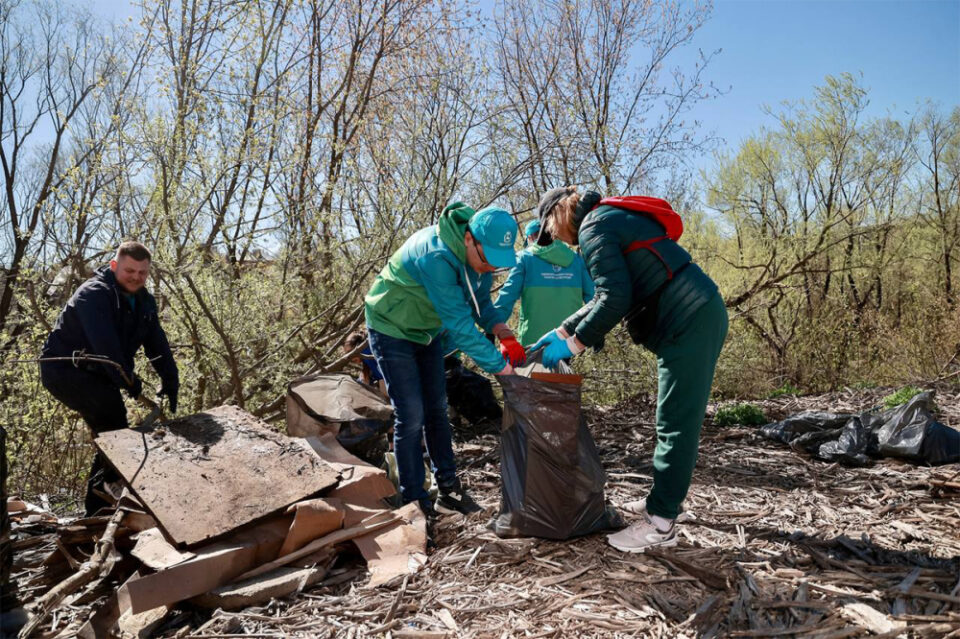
[
  {"left": 607, "top": 511, "right": 677, "bottom": 553},
  {"left": 622, "top": 498, "right": 691, "bottom": 521}
]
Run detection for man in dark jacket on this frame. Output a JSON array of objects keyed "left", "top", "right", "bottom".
[{"left": 40, "top": 241, "right": 179, "bottom": 514}]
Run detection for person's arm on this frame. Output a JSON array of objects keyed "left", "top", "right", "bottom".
[
  {"left": 142, "top": 303, "right": 179, "bottom": 409},
  {"left": 492, "top": 257, "right": 525, "bottom": 323},
  {"left": 417, "top": 253, "right": 508, "bottom": 374},
  {"left": 360, "top": 366, "right": 372, "bottom": 386},
  {"left": 560, "top": 224, "right": 632, "bottom": 348},
  {"left": 579, "top": 254, "right": 596, "bottom": 303},
  {"left": 74, "top": 287, "right": 139, "bottom": 394}
]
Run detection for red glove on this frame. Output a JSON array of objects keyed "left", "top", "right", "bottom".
[{"left": 499, "top": 335, "right": 526, "bottom": 366}]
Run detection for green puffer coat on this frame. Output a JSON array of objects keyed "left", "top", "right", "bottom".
[{"left": 560, "top": 204, "right": 718, "bottom": 353}]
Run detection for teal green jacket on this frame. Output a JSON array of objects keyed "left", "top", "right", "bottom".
[
  {"left": 493, "top": 241, "right": 594, "bottom": 346},
  {"left": 364, "top": 203, "right": 506, "bottom": 373},
  {"left": 561, "top": 204, "right": 718, "bottom": 353}
]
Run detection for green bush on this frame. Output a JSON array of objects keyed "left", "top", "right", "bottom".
[
  {"left": 714, "top": 403, "right": 767, "bottom": 427},
  {"left": 767, "top": 382, "right": 802, "bottom": 398},
  {"left": 882, "top": 386, "right": 924, "bottom": 409}
]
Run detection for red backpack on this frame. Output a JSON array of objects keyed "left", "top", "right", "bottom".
[{"left": 594, "top": 196, "right": 684, "bottom": 278}]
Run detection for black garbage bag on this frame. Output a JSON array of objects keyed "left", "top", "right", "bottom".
[
  {"left": 493, "top": 369, "right": 623, "bottom": 540},
  {"left": 817, "top": 416, "right": 877, "bottom": 466},
  {"left": 445, "top": 357, "right": 502, "bottom": 425},
  {"left": 761, "top": 391, "right": 959, "bottom": 466},
  {"left": 871, "top": 392, "right": 959, "bottom": 464}
]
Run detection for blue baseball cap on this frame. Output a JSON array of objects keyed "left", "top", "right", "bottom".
[
  {"left": 524, "top": 219, "right": 541, "bottom": 238},
  {"left": 468, "top": 207, "right": 517, "bottom": 268}
]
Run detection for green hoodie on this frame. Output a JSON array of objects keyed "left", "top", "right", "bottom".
[{"left": 493, "top": 240, "right": 595, "bottom": 346}]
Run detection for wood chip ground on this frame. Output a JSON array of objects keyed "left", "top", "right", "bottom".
[{"left": 11, "top": 388, "right": 960, "bottom": 638}]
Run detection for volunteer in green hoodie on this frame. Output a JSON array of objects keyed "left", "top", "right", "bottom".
[
  {"left": 493, "top": 219, "right": 595, "bottom": 347},
  {"left": 365, "top": 203, "right": 524, "bottom": 516},
  {"left": 532, "top": 187, "right": 728, "bottom": 553}
]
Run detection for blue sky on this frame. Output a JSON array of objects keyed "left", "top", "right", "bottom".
[
  {"left": 673, "top": 0, "right": 960, "bottom": 159},
  {"left": 86, "top": 0, "right": 960, "bottom": 172}
]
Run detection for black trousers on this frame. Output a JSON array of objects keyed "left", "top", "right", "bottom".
[{"left": 40, "top": 363, "right": 128, "bottom": 515}]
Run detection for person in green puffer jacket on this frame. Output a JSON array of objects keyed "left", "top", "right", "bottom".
[
  {"left": 365, "top": 203, "right": 524, "bottom": 518},
  {"left": 531, "top": 186, "right": 728, "bottom": 554},
  {"left": 493, "top": 219, "right": 595, "bottom": 347}
]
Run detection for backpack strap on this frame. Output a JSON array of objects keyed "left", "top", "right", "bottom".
[{"left": 624, "top": 236, "right": 674, "bottom": 279}]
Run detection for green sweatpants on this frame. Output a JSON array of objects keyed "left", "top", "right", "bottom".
[{"left": 645, "top": 292, "right": 728, "bottom": 520}]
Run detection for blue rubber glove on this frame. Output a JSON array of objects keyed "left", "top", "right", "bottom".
[
  {"left": 542, "top": 338, "right": 574, "bottom": 369},
  {"left": 529, "top": 329, "right": 563, "bottom": 354}
]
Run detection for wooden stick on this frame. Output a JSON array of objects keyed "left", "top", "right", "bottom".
[
  {"left": 234, "top": 510, "right": 399, "bottom": 582},
  {"left": 19, "top": 508, "right": 125, "bottom": 638}
]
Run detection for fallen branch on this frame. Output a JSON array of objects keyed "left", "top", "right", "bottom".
[{"left": 19, "top": 507, "right": 126, "bottom": 638}]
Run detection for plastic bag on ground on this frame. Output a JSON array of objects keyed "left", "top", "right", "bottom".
[
  {"left": 493, "top": 360, "right": 623, "bottom": 540},
  {"left": 761, "top": 391, "right": 958, "bottom": 466}
]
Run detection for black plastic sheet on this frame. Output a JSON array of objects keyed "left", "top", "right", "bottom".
[
  {"left": 762, "top": 392, "right": 959, "bottom": 466},
  {"left": 492, "top": 371, "right": 623, "bottom": 540},
  {"left": 445, "top": 357, "right": 502, "bottom": 425}
]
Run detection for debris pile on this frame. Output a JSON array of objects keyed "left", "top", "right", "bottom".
[{"left": 9, "top": 406, "right": 425, "bottom": 638}]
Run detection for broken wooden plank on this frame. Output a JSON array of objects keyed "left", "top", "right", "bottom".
[
  {"left": 235, "top": 510, "right": 401, "bottom": 582},
  {"left": 191, "top": 563, "right": 330, "bottom": 610},
  {"left": 96, "top": 405, "right": 338, "bottom": 546},
  {"left": 537, "top": 564, "right": 593, "bottom": 588},
  {"left": 119, "top": 515, "right": 292, "bottom": 614}
]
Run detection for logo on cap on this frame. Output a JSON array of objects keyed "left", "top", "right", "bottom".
[{"left": 502, "top": 232, "right": 512, "bottom": 246}]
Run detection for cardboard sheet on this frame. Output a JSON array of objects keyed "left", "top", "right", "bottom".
[
  {"left": 96, "top": 405, "right": 338, "bottom": 546},
  {"left": 352, "top": 502, "right": 428, "bottom": 587}
]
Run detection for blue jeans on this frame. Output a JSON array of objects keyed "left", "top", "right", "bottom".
[{"left": 367, "top": 328, "right": 457, "bottom": 504}]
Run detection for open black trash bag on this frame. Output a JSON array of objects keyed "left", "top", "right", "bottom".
[
  {"left": 761, "top": 391, "right": 959, "bottom": 466},
  {"left": 493, "top": 368, "right": 623, "bottom": 540}
]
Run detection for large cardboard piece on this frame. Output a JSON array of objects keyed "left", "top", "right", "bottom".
[{"left": 96, "top": 405, "right": 338, "bottom": 546}]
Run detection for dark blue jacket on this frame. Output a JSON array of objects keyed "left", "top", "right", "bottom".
[{"left": 41, "top": 266, "right": 178, "bottom": 394}]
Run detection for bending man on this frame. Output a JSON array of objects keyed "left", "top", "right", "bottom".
[{"left": 364, "top": 203, "right": 520, "bottom": 517}]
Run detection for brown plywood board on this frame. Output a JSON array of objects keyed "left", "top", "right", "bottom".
[{"left": 96, "top": 405, "right": 338, "bottom": 546}]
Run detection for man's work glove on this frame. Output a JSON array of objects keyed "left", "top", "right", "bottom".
[
  {"left": 542, "top": 334, "right": 586, "bottom": 369},
  {"left": 158, "top": 383, "right": 179, "bottom": 414},
  {"left": 126, "top": 375, "right": 143, "bottom": 399},
  {"left": 499, "top": 335, "right": 526, "bottom": 366}
]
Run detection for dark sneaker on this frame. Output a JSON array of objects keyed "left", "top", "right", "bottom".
[
  {"left": 436, "top": 486, "right": 482, "bottom": 515},
  {"left": 418, "top": 499, "right": 441, "bottom": 520}
]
